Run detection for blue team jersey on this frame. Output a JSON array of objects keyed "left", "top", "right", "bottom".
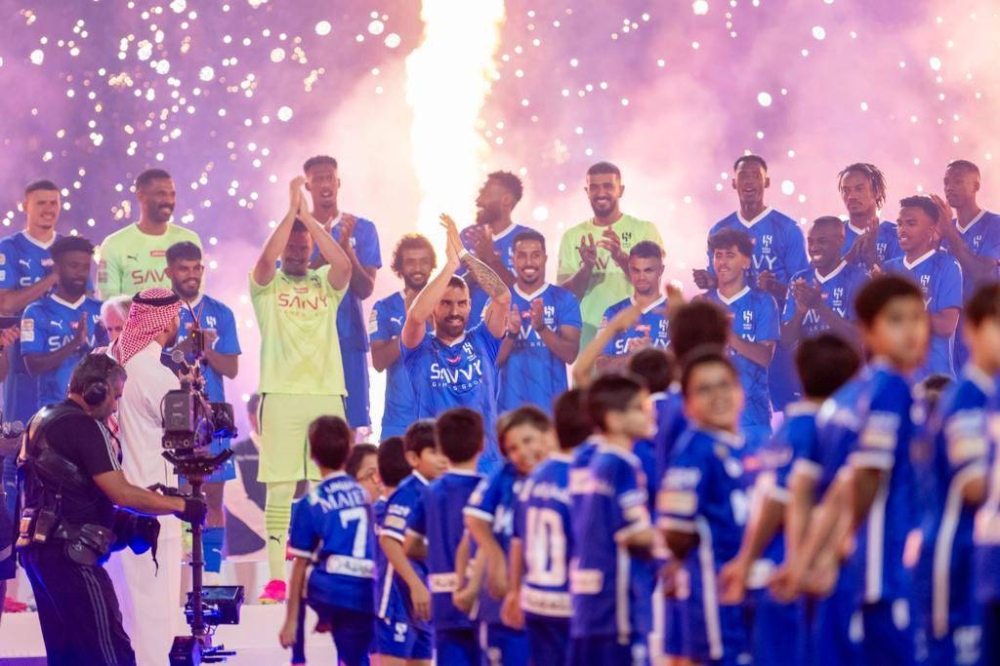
[
  {"left": 844, "top": 220, "right": 903, "bottom": 268},
  {"left": 369, "top": 292, "right": 430, "bottom": 437},
  {"left": 0, "top": 231, "right": 62, "bottom": 421},
  {"left": 514, "top": 454, "right": 574, "bottom": 620},
  {"left": 168, "top": 294, "right": 241, "bottom": 402},
  {"left": 599, "top": 296, "right": 670, "bottom": 357},
  {"left": 707, "top": 208, "right": 809, "bottom": 289},
  {"left": 819, "top": 363, "right": 917, "bottom": 603},
  {"left": 407, "top": 469, "right": 483, "bottom": 631},
  {"left": 464, "top": 462, "right": 524, "bottom": 624},
  {"left": 781, "top": 261, "right": 867, "bottom": 338},
  {"left": 326, "top": 215, "right": 381, "bottom": 353},
  {"left": 976, "top": 378, "right": 1000, "bottom": 603},
  {"left": 461, "top": 223, "right": 533, "bottom": 322},
  {"left": 651, "top": 387, "right": 689, "bottom": 493},
  {"left": 883, "top": 250, "right": 963, "bottom": 378},
  {"left": 569, "top": 445, "right": 651, "bottom": 642},
  {"left": 288, "top": 472, "right": 377, "bottom": 614},
  {"left": 947, "top": 211, "right": 1000, "bottom": 368},
  {"left": 20, "top": 294, "right": 107, "bottom": 406},
  {"left": 499, "top": 283, "right": 581, "bottom": 414},
  {"left": 401, "top": 325, "right": 504, "bottom": 473},
  {"left": 915, "top": 366, "right": 991, "bottom": 638},
  {"left": 378, "top": 472, "right": 431, "bottom": 624},
  {"left": 705, "top": 287, "right": 780, "bottom": 428}
]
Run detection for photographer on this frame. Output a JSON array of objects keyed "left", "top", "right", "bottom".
[{"left": 16, "top": 354, "right": 205, "bottom": 665}]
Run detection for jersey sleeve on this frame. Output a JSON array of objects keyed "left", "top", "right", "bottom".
[
  {"left": 473, "top": 321, "right": 503, "bottom": 361},
  {"left": 0, "top": 239, "right": 17, "bottom": 290},
  {"left": 463, "top": 473, "right": 503, "bottom": 526},
  {"left": 782, "top": 222, "right": 810, "bottom": 279},
  {"left": 642, "top": 221, "right": 665, "bottom": 248},
  {"left": 657, "top": 449, "right": 705, "bottom": 534},
  {"left": 757, "top": 293, "right": 780, "bottom": 342},
  {"left": 382, "top": 488, "right": 415, "bottom": 543},
  {"left": 288, "top": 497, "right": 319, "bottom": 559},
  {"left": 354, "top": 219, "right": 383, "bottom": 268},
  {"left": 369, "top": 299, "right": 398, "bottom": 343},
  {"left": 97, "top": 237, "right": 123, "bottom": 300},
  {"left": 613, "top": 458, "right": 651, "bottom": 540},
  {"left": 50, "top": 417, "right": 121, "bottom": 477},
  {"left": 978, "top": 217, "right": 1000, "bottom": 263},
  {"left": 934, "top": 257, "right": 964, "bottom": 312},
  {"left": 556, "top": 230, "right": 580, "bottom": 284},
  {"left": 849, "top": 377, "right": 909, "bottom": 471},
  {"left": 780, "top": 280, "right": 798, "bottom": 325},
  {"left": 557, "top": 289, "right": 583, "bottom": 330},
  {"left": 19, "top": 302, "right": 46, "bottom": 355},
  {"left": 942, "top": 407, "right": 990, "bottom": 479},
  {"left": 405, "top": 486, "right": 428, "bottom": 539},
  {"left": 212, "top": 304, "right": 242, "bottom": 355}
]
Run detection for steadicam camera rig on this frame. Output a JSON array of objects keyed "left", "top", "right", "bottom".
[{"left": 160, "top": 319, "right": 243, "bottom": 666}]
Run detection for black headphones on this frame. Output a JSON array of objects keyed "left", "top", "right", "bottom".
[{"left": 77, "top": 354, "right": 120, "bottom": 406}]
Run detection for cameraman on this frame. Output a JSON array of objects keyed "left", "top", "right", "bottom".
[{"left": 16, "top": 353, "right": 205, "bottom": 665}]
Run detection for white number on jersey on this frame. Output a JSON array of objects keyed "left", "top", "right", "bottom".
[
  {"left": 524, "top": 507, "right": 568, "bottom": 587},
  {"left": 339, "top": 506, "right": 369, "bottom": 558}
]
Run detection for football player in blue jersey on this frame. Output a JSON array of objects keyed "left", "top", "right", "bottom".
[
  {"left": 596, "top": 241, "right": 669, "bottom": 373},
  {"left": 303, "top": 155, "right": 381, "bottom": 433},
  {"left": 659, "top": 349, "right": 752, "bottom": 666},
  {"left": 21, "top": 236, "right": 106, "bottom": 409},
  {"left": 569, "top": 373, "right": 657, "bottom": 666},
  {"left": 838, "top": 162, "right": 902, "bottom": 270},
  {"left": 913, "top": 282, "right": 999, "bottom": 666},
  {"left": 164, "top": 240, "right": 241, "bottom": 575},
  {"left": 465, "top": 407, "right": 550, "bottom": 665},
  {"left": 279, "top": 416, "right": 378, "bottom": 666},
  {"left": 940, "top": 160, "right": 1000, "bottom": 368},
  {"left": 504, "top": 388, "right": 592, "bottom": 665},
  {"left": 719, "top": 334, "right": 861, "bottom": 666},
  {"left": 401, "top": 215, "right": 510, "bottom": 473},
  {"left": 371, "top": 234, "right": 436, "bottom": 438},
  {"left": 459, "top": 171, "right": 534, "bottom": 320},
  {"left": 496, "top": 230, "right": 581, "bottom": 413},
  {"left": 404, "top": 408, "right": 486, "bottom": 666},
  {"left": 703, "top": 228, "right": 780, "bottom": 448},
  {"left": 883, "top": 195, "right": 963, "bottom": 378},
  {"left": 376, "top": 421, "right": 447, "bottom": 666},
  {"left": 776, "top": 275, "right": 929, "bottom": 666}
]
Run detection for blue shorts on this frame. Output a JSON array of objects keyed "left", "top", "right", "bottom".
[
  {"left": 860, "top": 600, "right": 916, "bottom": 666},
  {"left": 374, "top": 616, "right": 433, "bottom": 660},
  {"left": 568, "top": 634, "right": 649, "bottom": 666},
  {"left": 768, "top": 344, "right": 800, "bottom": 412},
  {"left": 308, "top": 602, "right": 374, "bottom": 666},
  {"left": 683, "top": 562, "right": 750, "bottom": 664},
  {"left": 434, "top": 627, "right": 479, "bottom": 666},
  {"left": 341, "top": 347, "right": 371, "bottom": 429},
  {"left": 812, "top": 572, "right": 864, "bottom": 666},
  {"left": 525, "top": 616, "right": 569, "bottom": 665},
  {"left": 750, "top": 591, "right": 806, "bottom": 666},
  {"left": 663, "top": 598, "right": 686, "bottom": 657},
  {"left": 480, "top": 622, "right": 529, "bottom": 665}
]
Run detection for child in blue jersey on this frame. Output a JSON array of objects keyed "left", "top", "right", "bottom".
[
  {"left": 703, "top": 228, "right": 780, "bottom": 448},
  {"left": 914, "top": 283, "right": 999, "bottom": 665},
  {"left": 376, "top": 422, "right": 447, "bottom": 666},
  {"left": 658, "top": 350, "right": 752, "bottom": 665},
  {"left": 497, "top": 230, "right": 582, "bottom": 413},
  {"left": 21, "top": 236, "right": 107, "bottom": 406},
  {"left": 719, "top": 334, "right": 861, "bottom": 666},
  {"left": 279, "top": 416, "right": 377, "bottom": 666},
  {"left": 403, "top": 408, "right": 486, "bottom": 666},
  {"left": 838, "top": 162, "right": 902, "bottom": 270},
  {"left": 568, "top": 373, "right": 658, "bottom": 666},
  {"left": 504, "top": 389, "right": 593, "bottom": 664},
  {"left": 370, "top": 234, "right": 436, "bottom": 438},
  {"left": 775, "top": 275, "right": 930, "bottom": 666},
  {"left": 465, "top": 406, "right": 551, "bottom": 664},
  {"left": 596, "top": 241, "right": 670, "bottom": 374},
  {"left": 979, "top": 376, "right": 1000, "bottom": 666},
  {"left": 883, "top": 195, "right": 963, "bottom": 378}
]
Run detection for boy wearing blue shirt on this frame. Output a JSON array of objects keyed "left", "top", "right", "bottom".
[
  {"left": 370, "top": 234, "right": 436, "bottom": 438},
  {"left": 883, "top": 195, "right": 964, "bottom": 378},
  {"left": 304, "top": 155, "right": 381, "bottom": 432},
  {"left": 497, "top": 230, "right": 582, "bottom": 413},
  {"left": 404, "top": 408, "right": 485, "bottom": 666},
  {"left": 504, "top": 389, "right": 593, "bottom": 664},
  {"left": 838, "top": 162, "right": 902, "bottom": 270},
  {"left": 21, "top": 236, "right": 107, "bottom": 407},
  {"left": 719, "top": 334, "right": 861, "bottom": 666},
  {"left": 914, "top": 282, "right": 997, "bottom": 666},
  {"left": 401, "top": 215, "right": 510, "bottom": 474},
  {"left": 939, "top": 160, "right": 1000, "bottom": 368},
  {"left": 568, "top": 373, "right": 657, "bottom": 666},
  {"left": 596, "top": 241, "right": 669, "bottom": 373},
  {"left": 465, "top": 407, "right": 549, "bottom": 664},
  {"left": 658, "top": 350, "right": 753, "bottom": 666},
  {"left": 280, "top": 416, "right": 377, "bottom": 666},
  {"left": 376, "top": 421, "right": 448, "bottom": 666},
  {"left": 164, "top": 241, "right": 241, "bottom": 574},
  {"left": 703, "top": 228, "right": 780, "bottom": 448}
]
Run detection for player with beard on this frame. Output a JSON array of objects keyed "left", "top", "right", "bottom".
[
  {"left": 163, "top": 241, "right": 241, "bottom": 577},
  {"left": 496, "top": 229, "right": 581, "bottom": 414},
  {"left": 459, "top": 171, "right": 533, "bottom": 322},
  {"left": 837, "top": 162, "right": 902, "bottom": 270},
  {"left": 303, "top": 155, "right": 381, "bottom": 434},
  {"left": 557, "top": 161, "right": 663, "bottom": 347},
  {"left": 98, "top": 168, "right": 202, "bottom": 299},
  {"left": 401, "top": 215, "right": 511, "bottom": 474},
  {"left": 370, "top": 234, "right": 436, "bottom": 438}
]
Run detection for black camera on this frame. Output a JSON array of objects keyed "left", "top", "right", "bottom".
[{"left": 162, "top": 388, "right": 236, "bottom": 452}]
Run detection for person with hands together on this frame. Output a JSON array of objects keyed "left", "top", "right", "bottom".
[{"left": 838, "top": 162, "right": 902, "bottom": 271}]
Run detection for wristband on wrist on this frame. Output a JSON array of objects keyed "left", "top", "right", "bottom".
[{"left": 458, "top": 248, "right": 470, "bottom": 260}]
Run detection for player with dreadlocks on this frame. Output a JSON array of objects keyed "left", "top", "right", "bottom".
[{"left": 838, "top": 162, "right": 902, "bottom": 271}]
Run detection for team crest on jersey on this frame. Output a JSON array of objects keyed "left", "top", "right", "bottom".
[
  {"left": 920, "top": 274, "right": 931, "bottom": 288},
  {"left": 761, "top": 235, "right": 773, "bottom": 250},
  {"left": 620, "top": 231, "right": 633, "bottom": 246},
  {"left": 206, "top": 315, "right": 217, "bottom": 329}
]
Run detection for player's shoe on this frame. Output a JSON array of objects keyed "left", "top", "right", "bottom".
[{"left": 257, "top": 579, "right": 286, "bottom": 604}]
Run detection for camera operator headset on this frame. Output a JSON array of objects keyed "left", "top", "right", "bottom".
[{"left": 15, "top": 353, "right": 205, "bottom": 666}]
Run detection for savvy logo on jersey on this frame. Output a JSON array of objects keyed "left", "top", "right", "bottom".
[{"left": 430, "top": 359, "right": 484, "bottom": 387}]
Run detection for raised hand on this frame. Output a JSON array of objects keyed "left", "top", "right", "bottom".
[
  {"left": 757, "top": 270, "right": 778, "bottom": 294},
  {"left": 718, "top": 556, "right": 749, "bottom": 605},
  {"left": 440, "top": 214, "right": 464, "bottom": 268},
  {"left": 73, "top": 313, "right": 90, "bottom": 349},
  {"left": 578, "top": 233, "right": 598, "bottom": 267},
  {"left": 692, "top": 268, "right": 717, "bottom": 291},
  {"left": 288, "top": 176, "right": 306, "bottom": 214},
  {"left": 596, "top": 227, "right": 626, "bottom": 265},
  {"left": 609, "top": 302, "right": 642, "bottom": 334},
  {"left": 338, "top": 213, "right": 357, "bottom": 249},
  {"left": 529, "top": 298, "right": 546, "bottom": 331},
  {"left": 506, "top": 305, "right": 523, "bottom": 337},
  {"left": 0, "top": 326, "right": 20, "bottom": 350}
]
